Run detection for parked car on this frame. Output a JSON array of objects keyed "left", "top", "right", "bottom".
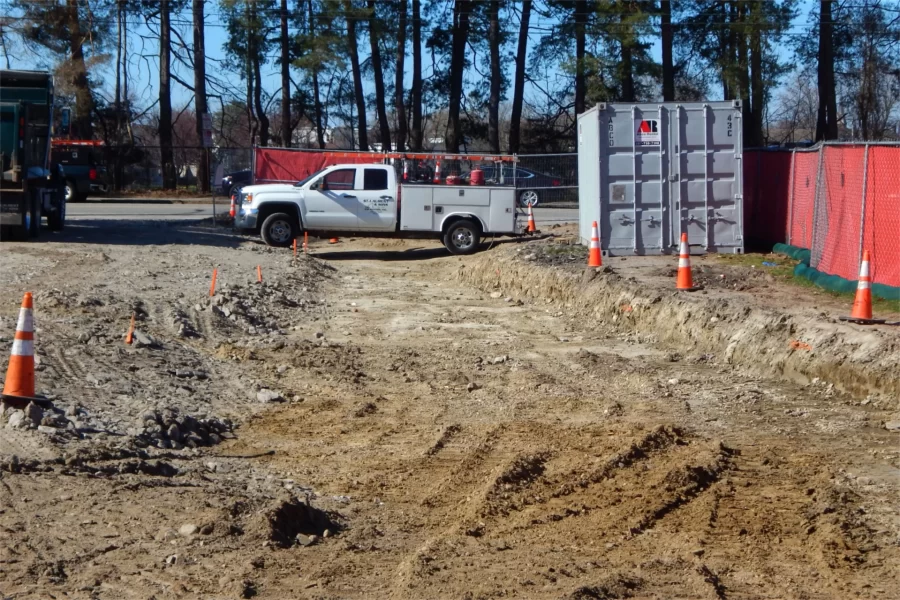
[
  {"left": 221, "top": 169, "right": 252, "bottom": 196},
  {"left": 461, "top": 165, "right": 564, "bottom": 207},
  {"left": 51, "top": 141, "right": 109, "bottom": 202}
]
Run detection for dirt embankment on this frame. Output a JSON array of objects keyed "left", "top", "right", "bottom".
[{"left": 458, "top": 242, "right": 900, "bottom": 400}]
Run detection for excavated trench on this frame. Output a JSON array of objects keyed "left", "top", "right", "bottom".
[{"left": 458, "top": 243, "right": 900, "bottom": 400}]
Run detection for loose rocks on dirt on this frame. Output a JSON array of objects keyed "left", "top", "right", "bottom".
[{"left": 133, "top": 408, "right": 232, "bottom": 449}]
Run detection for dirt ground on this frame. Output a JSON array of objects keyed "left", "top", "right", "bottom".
[{"left": 1, "top": 219, "right": 899, "bottom": 599}]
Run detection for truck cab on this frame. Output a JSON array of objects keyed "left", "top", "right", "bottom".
[{"left": 235, "top": 164, "right": 399, "bottom": 234}]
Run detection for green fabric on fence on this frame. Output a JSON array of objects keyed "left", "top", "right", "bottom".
[
  {"left": 793, "top": 262, "right": 900, "bottom": 301},
  {"left": 773, "top": 243, "right": 811, "bottom": 265}
]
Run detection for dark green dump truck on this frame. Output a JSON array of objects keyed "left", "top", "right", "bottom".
[{"left": 0, "top": 70, "right": 66, "bottom": 239}]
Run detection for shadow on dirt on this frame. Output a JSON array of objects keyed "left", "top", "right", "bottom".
[
  {"left": 313, "top": 238, "right": 525, "bottom": 262},
  {"left": 37, "top": 219, "right": 245, "bottom": 248}
]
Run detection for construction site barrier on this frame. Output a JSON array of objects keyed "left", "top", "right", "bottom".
[{"left": 746, "top": 143, "right": 899, "bottom": 298}]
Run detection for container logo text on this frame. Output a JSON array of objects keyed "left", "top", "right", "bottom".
[{"left": 635, "top": 119, "right": 661, "bottom": 146}]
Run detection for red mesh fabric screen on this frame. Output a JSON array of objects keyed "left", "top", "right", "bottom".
[
  {"left": 862, "top": 146, "right": 900, "bottom": 287},
  {"left": 254, "top": 148, "right": 385, "bottom": 184},
  {"left": 743, "top": 151, "right": 792, "bottom": 249},
  {"left": 813, "top": 146, "right": 866, "bottom": 282},
  {"left": 788, "top": 151, "right": 819, "bottom": 249}
]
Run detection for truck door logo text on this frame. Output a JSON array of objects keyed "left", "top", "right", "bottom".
[{"left": 635, "top": 119, "right": 661, "bottom": 146}]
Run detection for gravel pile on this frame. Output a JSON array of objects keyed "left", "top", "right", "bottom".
[{"left": 131, "top": 407, "right": 234, "bottom": 449}]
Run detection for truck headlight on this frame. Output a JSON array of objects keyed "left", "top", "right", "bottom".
[{"left": 243, "top": 193, "right": 252, "bottom": 204}]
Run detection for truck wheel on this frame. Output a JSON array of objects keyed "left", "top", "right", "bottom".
[
  {"left": 48, "top": 193, "right": 66, "bottom": 232},
  {"left": 64, "top": 180, "right": 80, "bottom": 203},
  {"left": 261, "top": 212, "right": 298, "bottom": 247},
  {"left": 443, "top": 219, "right": 481, "bottom": 255},
  {"left": 28, "top": 193, "right": 41, "bottom": 238}
]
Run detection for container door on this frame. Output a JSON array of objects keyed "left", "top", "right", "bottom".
[
  {"left": 601, "top": 105, "right": 668, "bottom": 255},
  {"left": 670, "top": 103, "right": 742, "bottom": 252}
]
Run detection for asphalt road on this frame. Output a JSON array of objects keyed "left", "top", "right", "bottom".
[{"left": 66, "top": 200, "right": 579, "bottom": 225}]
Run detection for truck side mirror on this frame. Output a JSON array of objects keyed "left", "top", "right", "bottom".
[{"left": 319, "top": 179, "right": 328, "bottom": 191}]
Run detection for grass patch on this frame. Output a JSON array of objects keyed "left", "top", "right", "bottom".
[{"left": 715, "top": 252, "right": 898, "bottom": 315}]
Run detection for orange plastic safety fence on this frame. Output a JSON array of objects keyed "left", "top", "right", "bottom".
[
  {"left": 788, "top": 150, "right": 820, "bottom": 249},
  {"left": 863, "top": 146, "right": 900, "bottom": 287},
  {"left": 813, "top": 145, "right": 867, "bottom": 282}
]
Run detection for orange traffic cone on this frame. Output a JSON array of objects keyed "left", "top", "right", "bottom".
[
  {"left": 433, "top": 159, "right": 442, "bottom": 184},
  {"left": 229, "top": 194, "right": 236, "bottom": 219},
  {"left": 329, "top": 237, "right": 340, "bottom": 244},
  {"left": 841, "top": 251, "right": 885, "bottom": 324},
  {"left": 209, "top": 268, "right": 218, "bottom": 297},
  {"left": 587, "top": 221, "right": 602, "bottom": 267},
  {"left": 676, "top": 233, "right": 698, "bottom": 291},
  {"left": 526, "top": 205, "right": 536, "bottom": 233},
  {"left": 257, "top": 265, "right": 263, "bottom": 283},
  {"left": 125, "top": 312, "right": 136, "bottom": 345},
  {"left": 2, "top": 293, "right": 36, "bottom": 403}
]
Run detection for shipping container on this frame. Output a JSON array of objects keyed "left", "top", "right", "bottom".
[{"left": 577, "top": 101, "right": 744, "bottom": 255}]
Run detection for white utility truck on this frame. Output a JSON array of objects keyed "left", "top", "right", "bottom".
[{"left": 234, "top": 163, "right": 523, "bottom": 254}]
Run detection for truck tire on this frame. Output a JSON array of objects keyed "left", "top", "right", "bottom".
[
  {"left": 65, "top": 180, "right": 79, "bottom": 203},
  {"left": 28, "top": 193, "right": 41, "bottom": 238},
  {"left": 48, "top": 191, "right": 66, "bottom": 232},
  {"left": 443, "top": 219, "right": 481, "bottom": 255},
  {"left": 260, "top": 212, "right": 298, "bottom": 247}
]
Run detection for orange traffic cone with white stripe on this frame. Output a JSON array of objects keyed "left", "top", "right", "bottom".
[
  {"left": 2, "top": 293, "right": 37, "bottom": 403},
  {"left": 433, "top": 159, "right": 442, "bottom": 184},
  {"left": 229, "top": 193, "right": 236, "bottom": 219},
  {"left": 841, "top": 251, "right": 885, "bottom": 324},
  {"left": 587, "top": 221, "right": 602, "bottom": 267},
  {"left": 676, "top": 233, "right": 698, "bottom": 291},
  {"left": 526, "top": 205, "right": 536, "bottom": 233}
]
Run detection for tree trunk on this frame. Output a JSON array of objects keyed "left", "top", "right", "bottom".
[
  {"left": 721, "top": 0, "right": 732, "bottom": 100},
  {"left": 749, "top": 0, "right": 764, "bottom": 146},
  {"left": 280, "top": 0, "right": 292, "bottom": 147},
  {"left": 344, "top": 0, "right": 368, "bottom": 150},
  {"left": 736, "top": 1, "right": 751, "bottom": 145},
  {"left": 254, "top": 52, "right": 270, "bottom": 147},
  {"left": 410, "top": 0, "right": 423, "bottom": 150},
  {"left": 574, "top": 0, "right": 587, "bottom": 115},
  {"left": 661, "top": 0, "right": 674, "bottom": 101},
  {"left": 159, "top": 0, "right": 175, "bottom": 189},
  {"left": 488, "top": 0, "right": 501, "bottom": 153},
  {"left": 394, "top": 0, "right": 408, "bottom": 151},
  {"left": 193, "top": 0, "right": 209, "bottom": 192},
  {"left": 816, "top": 0, "right": 838, "bottom": 140},
  {"left": 367, "top": 0, "right": 391, "bottom": 151},
  {"left": 446, "top": 0, "right": 471, "bottom": 152},
  {"left": 508, "top": 0, "right": 530, "bottom": 153},
  {"left": 309, "top": 0, "right": 326, "bottom": 148},
  {"left": 114, "top": 0, "right": 123, "bottom": 190},
  {"left": 67, "top": 0, "right": 93, "bottom": 139},
  {"left": 620, "top": 28, "right": 635, "bottom": 102}
]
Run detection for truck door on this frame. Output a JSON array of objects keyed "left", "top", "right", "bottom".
[
  {"left": 303, "top": 167, "right": 360, "bottom": 230},
  {"left": 356, "top": 167, "right": 397, "bottom": 230}
]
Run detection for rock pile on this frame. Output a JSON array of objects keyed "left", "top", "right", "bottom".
[
  {"left": 132, "top": 408, "right": 234, "bottom": 449},
  {"left": 3, "top": 401, "right": 72, "bottom": 435}
]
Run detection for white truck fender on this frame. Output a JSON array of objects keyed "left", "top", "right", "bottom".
[{"left": 439, "top": 211, "right": 488, "bottom": 233}]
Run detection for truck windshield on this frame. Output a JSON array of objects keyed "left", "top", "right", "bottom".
[{"left": 294, "top": 169, "right": 325, "bottom": 187}]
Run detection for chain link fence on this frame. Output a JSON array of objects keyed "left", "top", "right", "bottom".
[
  {"left": 253, "top": 147, "right": 579, "bottom": 208},
  {"left": 76, "top": 144, "right": 579, "bottom": 205},
  {"left": 782, "top": 142, "right": 900, "bottom": 289}
]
